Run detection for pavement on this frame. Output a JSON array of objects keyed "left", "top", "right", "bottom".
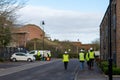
[{"left": 74, "top": 62, "right": 120, "bottom": 80}]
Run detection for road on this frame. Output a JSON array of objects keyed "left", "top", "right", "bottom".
[{"left": 0, "top": 59, "right": 79, "bottom": 80}]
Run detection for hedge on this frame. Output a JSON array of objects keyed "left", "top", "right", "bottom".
[
  {"left": 99, "top": 61, "right": 120, "bottom": 75},
  {"left": 57, "top": 53, "right": 78, "bottom": 58}
]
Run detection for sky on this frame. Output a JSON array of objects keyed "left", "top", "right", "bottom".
[{"left": 18, "top": 0, "right": 109, "bottom": 44}]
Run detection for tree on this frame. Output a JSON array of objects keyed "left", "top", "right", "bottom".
[
  {"left": 91, "top": 38, "right": 100, "bottom": 51},
  {"left": 0, "top": 0, "right": 27, "bottom": 22},
  {"left": 0, "top": 0, "right": 27, "bottom": 47}
]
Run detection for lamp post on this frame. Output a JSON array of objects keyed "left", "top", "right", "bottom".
[
  {"left": 42, "top": 20, "right": 45, "bottom": 50},
  {"left": 108, "top": 0, "right": 113, "bottom": 80}
]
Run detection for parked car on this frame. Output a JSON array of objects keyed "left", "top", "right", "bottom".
[{"left": 10, "top": 52, "right": 36, "bottom": 62}]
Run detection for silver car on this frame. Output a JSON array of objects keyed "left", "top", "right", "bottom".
[{"left": 10, "top": 52, "right": 36, "bottom": 62}]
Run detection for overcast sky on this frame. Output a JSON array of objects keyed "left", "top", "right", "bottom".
[{"left": 17, "top": 0, "right": 109, "bottom": 44}]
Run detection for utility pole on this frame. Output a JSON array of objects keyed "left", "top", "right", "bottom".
[
  {"left": 42, "top": 20, "right": 45, "bottom": 50},
  {"left": 108, "top": 0, "right": 113, "bottom": 80}
]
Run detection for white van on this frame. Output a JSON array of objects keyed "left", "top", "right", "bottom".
[
  {"left": 28, "top": 50, "right": 38, "bottom": 56},
  {"left": 28, "top": 50, "right": 51, "bottom": 57}
]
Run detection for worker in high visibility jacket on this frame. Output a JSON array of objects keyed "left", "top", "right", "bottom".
[
  {"left": 47, "top": 51, "right": 51, "bottom": 61},
  {"left": 79, "top": 49, "right": 85, "bottom": 70},
  {"left": 62, "top": 51, "right": 69, "bottom": 70},
  {"left": 37, "top": 50, "right": 41, "bottom": 60},
  {"left": 89, "top": 47, "right": 95, "bottom": 69},
  {"left": 86, "top": 50, "right": 90, "bottom": 69}
]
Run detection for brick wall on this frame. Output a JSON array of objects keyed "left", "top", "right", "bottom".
[
  {"left": 20, "top": 24, "right": 44, "bottom": 41},
  {"left": 100, "top": 0, "right": 120, "bottom": 67},
  {"left": 12, "top": 24, "right": 44, "bottom": 47},
  {"left": 116, "top": 0, "right": 120, "bottom": 67}
]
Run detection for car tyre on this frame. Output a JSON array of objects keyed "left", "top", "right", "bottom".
[
  {"left": 27, "top": 58, "right": 32, "bottom": 62},
  {"left": 12, "top": 58, "right": 16, "bottom": 62}
]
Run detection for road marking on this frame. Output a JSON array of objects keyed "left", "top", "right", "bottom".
[{"left": 73, "top": 65, "right": 79, "bottom": 80}]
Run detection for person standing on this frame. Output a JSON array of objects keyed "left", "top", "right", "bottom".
[
  {"left": 79, "top": 49, "right": 85, "bottom": 70},
  {"left": 37, "top": 50, "right": 41, "bottom": 60},
  {"left": 47, "top": 51, "right": 51, "bottom": 61},
  {"left": 89, "top": 47, "right": 95, "bottom": 70},
  {"left": 62, "top": 51, "right": 69, "bottom": 70}
]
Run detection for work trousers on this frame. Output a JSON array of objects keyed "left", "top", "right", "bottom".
[
  {"left": 64, "top": 62, "right": 68, "bottom": 70},
  {"left": 87, "top": 61, "right": 90, "bottom": 66},
  {"left": 89, "top": 59, "right": 94, "bottom": 69},
  {"left": 80, "top": 61, "right": 84, "bottom": 70}
]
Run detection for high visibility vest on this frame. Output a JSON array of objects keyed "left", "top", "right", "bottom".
[
  {"left": 89, "top": 51, "right": 95, "bottom": 59},
  {"left": 79, "top": 53, "right": 85, "bottom": 61},
  {"left": 63, "top": 54, "right": 69, "bottom": 62},
  {"left": 37, "top": 51, "right": 40, "bottom": 56},
  {"left": 48, "top": 53, "right": 51, "bottom": 57},
  {"left": 86, "top": 53, "right": 89, "bottom": 61}
]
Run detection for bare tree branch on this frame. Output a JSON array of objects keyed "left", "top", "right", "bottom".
[
  {"left": 0, "top": 0, "right": 28, "bottom": 47},
  {"left": 0, "top": 0, "right": 27, "bottom": 21}
]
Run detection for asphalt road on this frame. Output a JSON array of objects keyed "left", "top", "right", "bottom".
[
  {"left": 0, "top": 59, "right": 79, "bottom": 80},
  {"left": 0, "top": 62, "right": 30, "bottom": 69}
]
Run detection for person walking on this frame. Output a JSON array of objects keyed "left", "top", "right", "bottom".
[
  {"left": 78, "top": 49, "right": 85, "bottom": 70},
  {"left": 62, "top": 50, "right": 69, "bottom": 70},
  {"left": 85, "top": 50, "right": 90, "bottom": 69},
  {"left": 89, "top": 47, "right": 95, "bottom": 70}
]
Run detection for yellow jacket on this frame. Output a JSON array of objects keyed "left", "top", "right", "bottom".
[
  {"left": 63, "top": 54, "right": 69, "bottom": 62},
  {"left": 79, "top": 52, "right": 85, "bottom": 61},
  {"left": 89, "top": 51, "right": 95, "bottom": 59},
  {"left": 86, "top": 53, "right": 89, "bottom": 61}
]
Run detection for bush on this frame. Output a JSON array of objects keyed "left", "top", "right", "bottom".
[
  {"left": 99, "top": 61, "right": 120, "bottom": 75},
  {"left": 57, "top": 53, "right": 63, "bottom": 58},
  {"left": 56, "top": 53, "right": 78, "bottom": 58},
  {"left": 69, "top": 53, "right": 78, "bottom": 58},
  {"left": 0, "top": 58, "right": 5, "bottom": 62},
  {"left": 102, "top": 67, "right": 108, "bottom": 74},
  {"left": 101, "top": 61, "right": 108, "bottom": 67},
  {"left": 113, "top": 67, "right": 120, "bottom": 75},
  {"left": 102, "top": 67, "right": 120, "bottom": 75}
]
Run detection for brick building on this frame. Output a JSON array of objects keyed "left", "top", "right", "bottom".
[
  {"left": 100, "top": 0, "right": 120, "bottom": 67},
  {"left": 11, "top": 24, "right": 44, "bottom": 47}
]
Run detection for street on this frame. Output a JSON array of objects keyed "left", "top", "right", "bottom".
[{"left": 0, "top": 59, "right": 79, "bottom": 80}]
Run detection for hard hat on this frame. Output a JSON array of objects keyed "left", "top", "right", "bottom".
[
  {"left": 64, "top": 51, "right": 68, "bottom": 54},
  {"left": 80, "top": 49, "right": 84, "bottom": 52},
  {"left": 90, "top": 47, "right": 93, "bottom": 50}
]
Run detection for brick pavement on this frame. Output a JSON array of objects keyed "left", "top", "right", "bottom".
[{"left": 74, "top": 62, "right": 120, "bottom": 80}]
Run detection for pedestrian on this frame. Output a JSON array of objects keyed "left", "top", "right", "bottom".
[
  {"left": 41, "top": 52, "right": 44, "bottom": 61},
  {"left": 62, "top": 50, "right": 69, "bottom": 70},
  {"left": 78, "top": 49, "right": 85, "bottom": 70},
  {"left": 85, "top": 50, "right": 90, "bottom": 69},
  {"left": 47, "top": 51, "right": 51, "bottom": 61},
  {"left": 37, "top": 50, "right": 41, "bottom": 60},
  {"left": 89, "top": 47, "right": 95, "bottom": 70}
]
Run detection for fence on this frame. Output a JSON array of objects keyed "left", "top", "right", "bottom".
[{"left": 0, "top": 47, "right": 28, "bottom": 60}]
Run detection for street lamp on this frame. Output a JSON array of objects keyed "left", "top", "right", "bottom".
[
  {"left": 108, "top": 0, "right": 113, "bottom": 80},
  {"left": 42, "top": 20, "right": 45, "bottom": 50}
]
